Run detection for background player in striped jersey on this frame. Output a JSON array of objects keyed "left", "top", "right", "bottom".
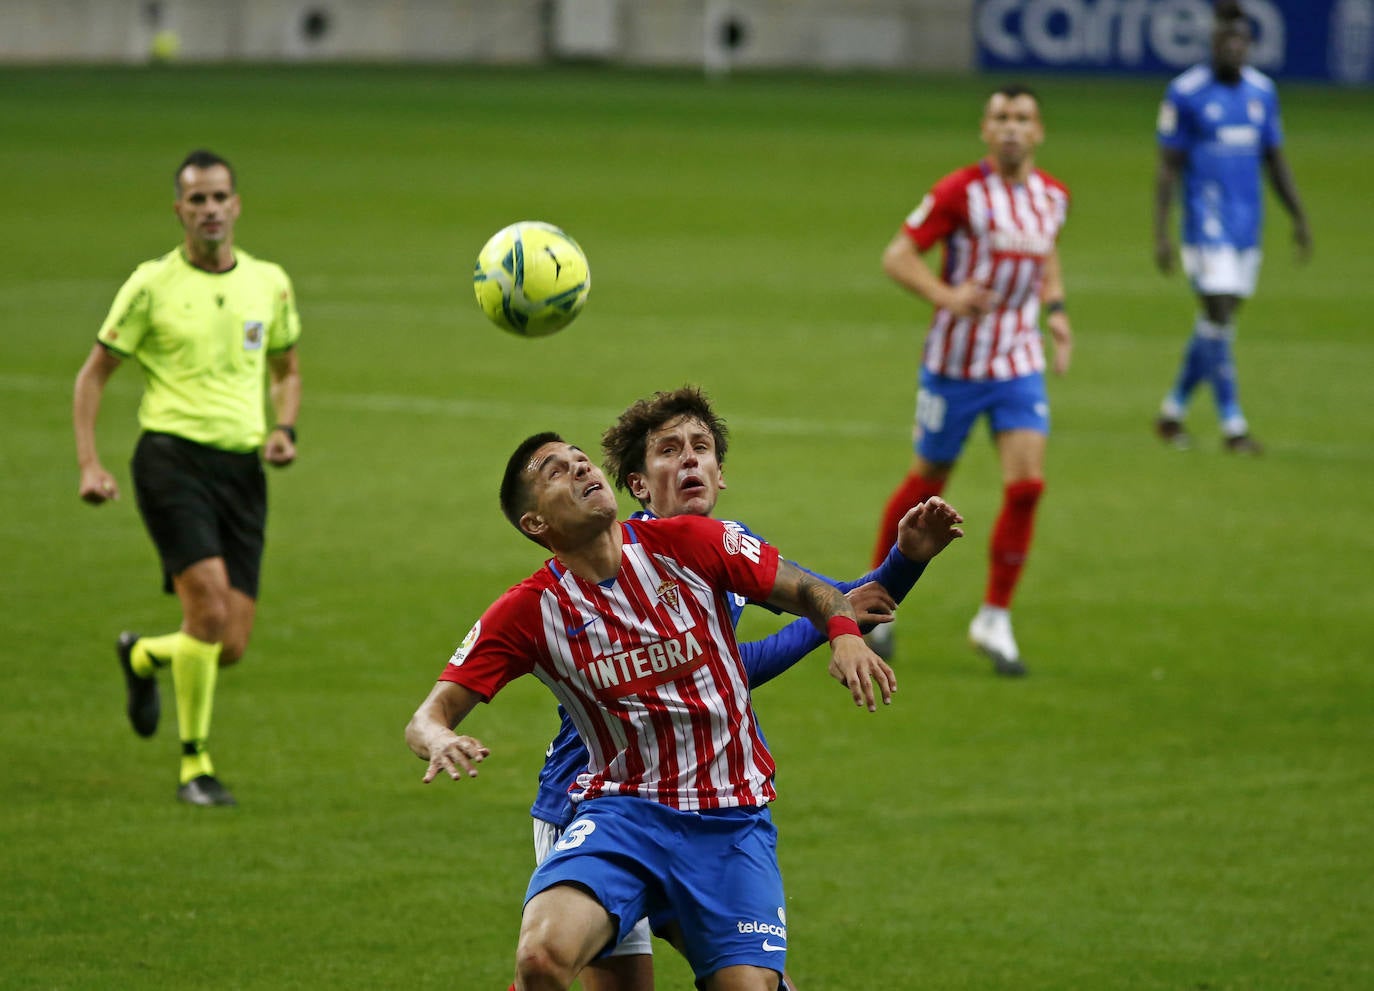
[
  {"left": 867, "top": 84, "right": 1072, "bottom": 677},
  {"left": 1152, "top": 0, "right": 1311, "bottom": 454},
  {"left": 73, "top": 150, "right": 302, "bottom": 806},
  {"left": 527, "top": 386, "right": 962, "bottom": 991},
  {"left": 406, "top": 433, "right": 905, "bottom": 991}
]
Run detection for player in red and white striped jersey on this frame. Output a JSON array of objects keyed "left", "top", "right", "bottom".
[
  {"left": 445, "top": 510, "right": 780, "bottom": 810},
  {"left": 406, "top": 432, "right": 895, "bottom": 991},
  {"left": 868, "top": 84, "right": 1074, "bottom": 677}
]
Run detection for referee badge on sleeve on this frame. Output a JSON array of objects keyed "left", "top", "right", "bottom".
[{"left": 243, "top": 320, "right": 264, "bottom": 350}]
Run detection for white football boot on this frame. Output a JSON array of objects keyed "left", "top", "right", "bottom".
[{"left": 968, "top": 605, "right": 1026, "bottom": 677}]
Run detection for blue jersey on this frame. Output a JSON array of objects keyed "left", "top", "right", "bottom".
[
  {"left": 1157, "top": 64, "right": 1283, "bottom": 250},
  {"left": 530, "top": 513, "right": 927, "bottom": 827}
]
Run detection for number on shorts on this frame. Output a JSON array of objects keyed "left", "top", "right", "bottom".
[
  {"left": 916, "top": 389, "right": 946, "bottom": 434},
  {"left": 554, "top": 818, "right": 597, "bottom": 851}
]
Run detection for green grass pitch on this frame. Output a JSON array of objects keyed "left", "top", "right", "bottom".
[{"left": 1, "top": 65, "right": 1371, "bottom": 989}]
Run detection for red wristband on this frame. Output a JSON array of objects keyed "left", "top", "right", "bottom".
[{"left": 827, "top": 616, "right": 862, "bottom": 643}]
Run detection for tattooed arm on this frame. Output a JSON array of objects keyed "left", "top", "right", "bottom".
[{"left": 764, "top": 561, "right": 897, "bottom": 712}]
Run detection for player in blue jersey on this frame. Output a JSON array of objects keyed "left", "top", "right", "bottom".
[
  {"left": 526, "top": 386, "right": 963, "bottom": 991},
  {"left": 1152, "top": 1, "right": 1311, "bottom": 453}
]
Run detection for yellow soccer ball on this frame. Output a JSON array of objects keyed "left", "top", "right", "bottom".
[{"left": 472, "top": 222, "right": 590, "bottom": 337}]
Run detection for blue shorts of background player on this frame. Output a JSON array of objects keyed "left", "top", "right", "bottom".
[
  {"left": 526, "top": 798, "right": 788, "bottom": 987},
  {"left": 913, "top": 368, "right": 1050, "bottom": 463}
]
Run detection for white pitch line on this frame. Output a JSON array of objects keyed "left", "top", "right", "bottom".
[
  {"left": 10, "top": 372, "right": 1369, "bottom": 459},
  {"left": 306, "top": 390, "right": 895, "bottom": 439},
  {"left": 1, "top": 372, "right": 896, "bottom": 440}
]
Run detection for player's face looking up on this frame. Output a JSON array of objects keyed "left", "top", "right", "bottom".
[
  {"left": 1212, "top": 19, "right": 1251, "bottom": 79},
  {"left": 174, "top": 163, "right": 239, "bottom": 249},
  {"left": 628, "top": 415, "right": 726, "bottom": 519},
  {"left": 981, "top": 93, "right": 1043, "bottom": 178},
  {"left": 519, "top": 441, "right": 618, "bottom": 543}
]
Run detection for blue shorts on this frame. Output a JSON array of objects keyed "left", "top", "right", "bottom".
[
  {"left": 525, "top": 798, "right": 787, "bottom": 985},
  {"left": 912, "top": 369, "right": 1049, "bottom": 464}
]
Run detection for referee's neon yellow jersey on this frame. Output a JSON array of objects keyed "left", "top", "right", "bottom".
[{"left": 97, "top": 247, "right": 301, "bottom": 453}]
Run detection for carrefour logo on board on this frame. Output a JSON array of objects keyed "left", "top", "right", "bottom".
[{"left": 976, "top": 0, "right": 1285, "bottom": 70}]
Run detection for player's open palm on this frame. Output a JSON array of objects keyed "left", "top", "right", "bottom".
[
  {"left": 422, "top": 732, "right": 491, "bottom": 784},
  {"left": 828, "top": 635, "right": 896, "bottom": 712},
  {"left": 896, "top": 497, "right": 965, "bottom": 562}
]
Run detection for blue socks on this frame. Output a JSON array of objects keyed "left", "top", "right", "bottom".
[{"left": 1162, "top": 316, "right": 1246, "bottom": 436}]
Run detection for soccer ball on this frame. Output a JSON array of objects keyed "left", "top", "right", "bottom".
[{"left": 472, "top": 221, "right": 590, "bottom": 337}]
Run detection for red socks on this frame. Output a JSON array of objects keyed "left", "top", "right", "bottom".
[
  {"left": 872, "top": 472, "right": 947, "bottom": 568},
  {"left": 875, "top": 474, "right": 1045, "bottom": 608},
  {"left": 985, "top": 479, "right": 1045, "bottom": 608}
]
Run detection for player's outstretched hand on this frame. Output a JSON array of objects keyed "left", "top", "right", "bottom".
[
  {"left": 847, "top": 581, "right": 896, "bottom": 626},
  {"left": 827, "top": 634, "right": 897, "bottom": 712},
  {"left": 896, "top": 497, "right": 965, "bottom": 563},
  {"left": 421, "top": 732, "right": 491, "bottom": 784}
]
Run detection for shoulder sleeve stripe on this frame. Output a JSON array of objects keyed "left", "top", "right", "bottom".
[
  {"left": 1242, "top": 66, "right": 1275, "bottom": 92},
  {"left": 1175, "top": 64, "right": 1210, "bottom": 95},
  {"left": 97, "top": 337, "right": 134, "bottom": 358}
]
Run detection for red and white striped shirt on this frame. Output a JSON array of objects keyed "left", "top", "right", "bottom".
[
  {"left": 903, "top": 159, "right": 1069, "bottom": 381},
  {"left": 439, "top": 514, "right": 781, "bottom": 811}
]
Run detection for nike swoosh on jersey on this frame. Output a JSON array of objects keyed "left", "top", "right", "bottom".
[
  {"left": 565, "top": 616, "right": 602, "bottom": 637},
  {"left": 761, "top": 940, "right": 786, "bottom": 952}
]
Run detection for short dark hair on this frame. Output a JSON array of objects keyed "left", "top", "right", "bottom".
[
  {"left": 500, "top": 431, "right": 564, "bottom": 545},
  {"left": 175, "top": 149, "right": 235, "bottom": 195},
  {"left": 1214, "top": 0, "right": 1245, "bottom": 22},
  {"left": 601, "top": 386, "right": 729, "bottom": 504},
  {"left": 990, "top": 82, "right": 1039, "bottom": 104},
  {"left": 1212, "top": 0, "right": 1250, "bottom": 35}
]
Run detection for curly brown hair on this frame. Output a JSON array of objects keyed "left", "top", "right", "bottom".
[{"left": 601, "top": 386, "right": 729, "bottom": 501}]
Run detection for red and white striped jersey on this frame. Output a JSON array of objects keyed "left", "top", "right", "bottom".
[
  {"left": 439, "top": 514, "right": 781, "bottom": 811},
  {"left": 902, "top": 159, "right": 1070, "bottom": 381}
]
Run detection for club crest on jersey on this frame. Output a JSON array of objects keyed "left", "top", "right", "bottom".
[
  {"left": 447, "top": 621, "right": 480, "bottom": 667},
  {"left": 243, "top": 320, "right": 264, "bottom": 350},
  {"left": 1248, "top": 99, "right": 1265, "bottom": 124},
  {"left": 655, "top": 580, "right": 680, "bottom": 612}
]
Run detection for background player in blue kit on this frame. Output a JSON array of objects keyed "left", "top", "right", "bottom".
[
  {"left": 529, "top": 386, "right": 963, "bottom": 991},
  {"left": 1152, "top": 0, "right": 1311, "bottom": 453}
]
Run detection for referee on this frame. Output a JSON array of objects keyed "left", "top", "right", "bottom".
[{"left": 73, "top": 149, "right": 302, "bottom": 807}]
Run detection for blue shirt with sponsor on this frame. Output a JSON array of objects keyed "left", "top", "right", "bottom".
[
  {"left": 530, "top": 512, "right": 926, "bottom": 828},
  {"left": 1157, "top": 64, "right": 1283, "bottom": 250}
]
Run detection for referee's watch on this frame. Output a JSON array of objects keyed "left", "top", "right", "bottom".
[{"left": 274, "top": 424, "right": 297, "bottom": 443}]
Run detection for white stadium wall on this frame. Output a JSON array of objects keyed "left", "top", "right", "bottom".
[{"left": 0, "top": 0, "right": 977, "bottom": 72}]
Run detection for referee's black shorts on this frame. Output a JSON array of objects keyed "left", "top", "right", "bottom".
[{"left": 131, "top": 431, "right": 267, "bottom": 598}]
